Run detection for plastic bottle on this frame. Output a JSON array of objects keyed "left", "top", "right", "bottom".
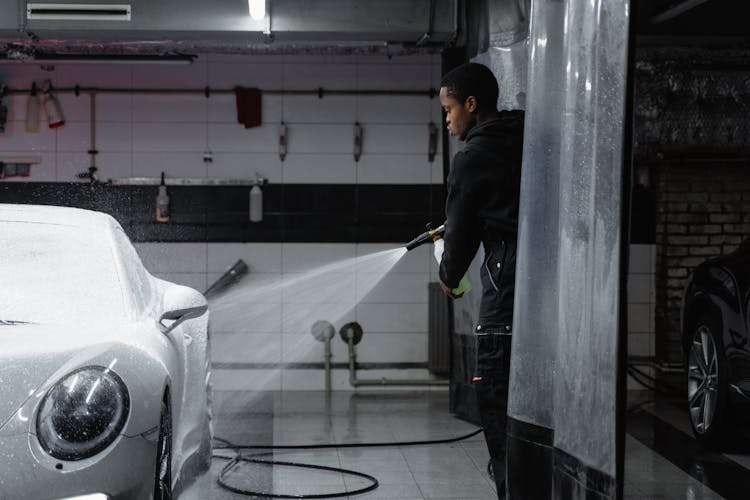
[
  {"left": 42, "top": 81, "right": 65, "bottom": 129},
  {"left": 249, "top": 184, "right": 263, "bottom": 222},
  {"left": 433, "top": 238, "right": 472, "bottom": 295},
  {"left": 156, "top": 172, "right": 170, "bottom": 223},
  {"left": 25, "top": 83, "right": 40, "bottom": 133}
]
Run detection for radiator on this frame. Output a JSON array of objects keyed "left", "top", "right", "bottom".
[{"left": 428, "top": 282, "right": 452, "bottom": 376}]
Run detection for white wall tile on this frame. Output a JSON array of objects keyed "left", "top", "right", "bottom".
[
  {"left": 627, "top": 274, "right": 654, "bottom": 304},
  {"left": 358, "top": 96, "right": 432, "bottom": 124},
  {"left": 284, "top": 124, "right": 353, "bottom": 154},
  {"left": 211, "top": 368, "right": 281, "bottom": 391},
  {"left": 628, "top": 333, "right": 653, "bottom": 357},
  {"left": 132, "top": 94, "right": 207, "bottom": 122},
  {"left": 206, "top": 94, "right": 282, "bottom": 124},
  {"left": 363, "top": 124, "right": 428, "bottom": 154},
  {"left": 356, "top": 154, "right": 431, "bottom": 184},
  {"left": 210, "top": 301, "right": 282, "bottom": 333},
  {"left": 628, "top": 303, "right": 654, "bottom": 334},
  {"left": 207, "top": 242, "right": 283, "bottom": 273},
  {"left": 211, "top": 332, "right": 282, "bottom": 363},
  {"left": 282, "top": 243, "right": 356, "bottom": 273},
  {"left": 281, "top": 334, "right": 328, "bottom": 363},
  {"left": 282, "top": 96, "right": 356, "bottom": 124},
  {"left": 96, "top": 94, "right": 133, "bottom": 122},
  {"left": 133, "top": 122, "right": 205, "bottom": 152},
  {"left": 431, "top": 156, "right": 445, "bottom": 184},
  {"left": 0, "top": 121, "right": 56, "bottom": 152},
  {"left": 282, "top": 305, "right": 356, "bottom": 335},
  {"left": 357, "top": 64, "right": 432, "bottom": 90},
  {"left": 355, "top": 303, "right": 428, "bottom": 333},
  {"left": 206, "top": 152, "right": 282, "bottom": 182},
  {"left": 135, "top": 242, "right": 207, "bottom": 273},
  {"left": 282, "top": 153, "right": 356, "bottom": 184},
  {"left": 357, "top": 273, "right": 430, "bottom": 304},
  {"left": 207, "top": 123, "right": 278, "bottom": 153},
  {"left": 629, "top": 244, "right": 654, "bottom": 274},
  {"left": 132, "top": 152, "right": 208, "bottom": 178},
  {"left": 354, "top": 333, "right": 428, "bottom": 363},
  {"left": 55, "top": 64, "right": 133, "bottom": 87}
]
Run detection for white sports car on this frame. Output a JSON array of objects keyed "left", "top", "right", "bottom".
[{"left": 0, "top": 204, "right": 212, "bottom": 500}]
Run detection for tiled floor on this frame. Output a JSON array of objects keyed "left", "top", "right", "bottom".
[{"left": 181, "top": 390, "right": 749, "bottom": 499}]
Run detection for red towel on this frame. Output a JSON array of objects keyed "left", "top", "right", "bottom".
[{"left": 234, "top": 87, "right": 262, "bottom": 129}]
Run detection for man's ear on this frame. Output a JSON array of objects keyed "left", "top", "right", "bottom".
[{"left": 465, "top": 96, "right": 478, "bottom": 113}]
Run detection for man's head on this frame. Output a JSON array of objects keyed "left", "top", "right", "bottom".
[{"left": 439, "top": 63, "right": 499, "bottom": 140}]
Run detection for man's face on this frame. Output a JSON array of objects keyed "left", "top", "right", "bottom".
[{"left": 439, "top": 86, "right": 476, "bottom": 141}]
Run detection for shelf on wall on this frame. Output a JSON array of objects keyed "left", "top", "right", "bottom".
[{"left": 107, "top": 177, "right": 265, "bottom": 186}]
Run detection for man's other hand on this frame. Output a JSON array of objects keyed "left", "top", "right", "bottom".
[{"left": 439, "top": 280, "right": 464, "bottom": 299}]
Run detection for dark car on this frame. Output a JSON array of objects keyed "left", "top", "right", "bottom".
[{"left": 681, "top": 237, "right": 750, "bottom": 447}]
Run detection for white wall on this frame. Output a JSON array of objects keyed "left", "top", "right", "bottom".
[
  {"left": 0, "top": 53, "right": 445, "bottom": 391},
  {"left": 1, "top": 54, "right": 657, "bottom": 391}
]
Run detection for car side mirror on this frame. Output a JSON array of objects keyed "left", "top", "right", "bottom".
[{"left": 158, "top": 285, "right": 208, "bottom": 335}]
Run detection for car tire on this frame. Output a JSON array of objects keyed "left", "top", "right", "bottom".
[
  {"left": 154, "top": 397, "right": 173, "bottom": 500},
  {"left": 687, "top": 314, "right": 732, "bottom": 448}
]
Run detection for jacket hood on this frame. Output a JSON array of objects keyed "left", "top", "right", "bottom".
[{"left": 465, "top": 109, "right": 525, "bottom": 143}]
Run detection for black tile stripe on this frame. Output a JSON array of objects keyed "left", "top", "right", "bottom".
[
  {"left": 0, "top": 182, "right": 446, "bottom": 243},
  {"left": 628, "top": 411, "right": 750, "bottom": 499}
]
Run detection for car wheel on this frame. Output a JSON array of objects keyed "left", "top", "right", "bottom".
[
  {"left": 154, "top": 398, "right": 173, "bottom": 500},
  {"left": 687, "top": 314, "right": 732, "bottom": 447}
]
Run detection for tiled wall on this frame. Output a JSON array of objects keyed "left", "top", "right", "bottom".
[
  {"left": 0, "top": 54, "right": 445, "bottom": 390},
  {"left": 1, "top": 54, "right": 658, "bottom": 391},
  {"left": 627, "top": 244, "right": 657, "bottom": 390},
  {"left": 0, "top": 54, "right": 443, "bottom": 184},
  {"left": 135, "top": 241, "right": 439, "bottom": 391}
]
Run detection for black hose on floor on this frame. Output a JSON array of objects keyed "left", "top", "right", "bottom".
[{"left": 212, "top": 427, "right": 483, "bottom": 498}]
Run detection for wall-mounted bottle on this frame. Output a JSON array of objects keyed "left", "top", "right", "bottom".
[
  {"left": 42, "top": 80, "right": 65, "bottom": 129},
  {"left": 156, "top": 172, "right": 170, "bottom": 223},
  {"left": 249, "top": 174, "right": 264, "bottom": 222},
  {"left": 25, "top": 82, "right": 41, "bottom": 133}
]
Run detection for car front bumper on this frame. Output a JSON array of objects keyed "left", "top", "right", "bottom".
[{"left": 0, "top": 433, "right": 156, "bottom": 500}]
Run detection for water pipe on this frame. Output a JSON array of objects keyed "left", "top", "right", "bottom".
[{"left": 341, "top": 322, "right": 448, "bottom": 387}]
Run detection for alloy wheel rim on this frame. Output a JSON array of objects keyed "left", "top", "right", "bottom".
[{"left": 687, "top": 325, "right": 719, "bottom": 434}]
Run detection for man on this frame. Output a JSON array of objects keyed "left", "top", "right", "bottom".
[{"left": 437, "top": 62, "right": 524, "bottom": 499}]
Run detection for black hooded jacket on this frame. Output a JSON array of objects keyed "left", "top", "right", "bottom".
[{"left": 439, "top": 110, "right": 525, "bottom": 289}]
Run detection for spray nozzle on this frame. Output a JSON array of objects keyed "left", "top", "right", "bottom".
[{"left": 405, "top": 222, "right": 445, "bottom": 251}]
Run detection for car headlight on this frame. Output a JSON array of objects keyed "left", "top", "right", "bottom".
[{"left": 36, "top": 367, "right": 130, "bottom": 461}]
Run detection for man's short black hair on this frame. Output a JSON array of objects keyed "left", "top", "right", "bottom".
[{"left": 440, "top": 63, "right": 499, "bottom": 112}]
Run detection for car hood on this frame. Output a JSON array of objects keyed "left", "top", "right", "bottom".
[{"left": 0, "top": 323, "right": 132, "bottom": 430}]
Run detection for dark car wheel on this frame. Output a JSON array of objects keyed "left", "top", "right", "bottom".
[
  {"left": 687, "top": 314, "right": 732, "bottom": 448},
  {"left": 154, "top": 398, "right": 173, "bottom": 500}
]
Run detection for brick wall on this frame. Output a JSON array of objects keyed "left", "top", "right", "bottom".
[{"left": 654, "top": 162, "right": 750, "bottom": 365}]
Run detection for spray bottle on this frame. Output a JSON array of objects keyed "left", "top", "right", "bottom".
[
  {"left": 42, "top": 80, "right": 65, "bottom": 129},
  {"left": 156, "top": 172, "right": 170, "bottom": 223},
  {"left": 249, "top": 173, "right": 263, "bottom": 222},
  {"left": 405, "top": 223, "right": 472, "bottom": 296},
  {"left": 25, "top": 82, "right": 40, "bottom": 133}
]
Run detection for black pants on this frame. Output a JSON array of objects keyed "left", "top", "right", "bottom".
[{"left": 474, "top": 239, "right": 516, "bottom": 498}]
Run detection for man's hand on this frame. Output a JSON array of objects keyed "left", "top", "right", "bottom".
[{"left": 439, "top": 280, "right": 464, "bottom": 299}]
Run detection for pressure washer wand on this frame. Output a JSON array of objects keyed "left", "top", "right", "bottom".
[
  {"left": 405, "top": 222, "right": 472, "bottom": 296},
  {"left": 405, "top": 224, "right": 445, "bottom": 251}
]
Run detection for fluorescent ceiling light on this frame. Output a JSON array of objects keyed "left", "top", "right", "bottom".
[{"left": 248, "top": 0, "right": 266, "bottom": 20}]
